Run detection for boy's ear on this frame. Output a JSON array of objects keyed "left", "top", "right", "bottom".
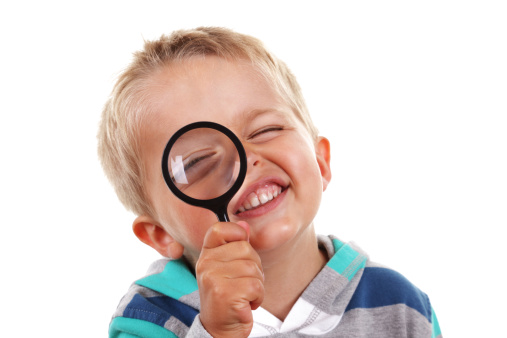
[
  {"left": 315, "top": 136, "right": 332, "bottom": 191},
  {"left": 133, "top": 215, "right": 184, "bottom": 259}
]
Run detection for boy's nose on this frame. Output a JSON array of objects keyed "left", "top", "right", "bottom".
[{"left": 243, "top": 144, "right": 261, "bottom": 168}]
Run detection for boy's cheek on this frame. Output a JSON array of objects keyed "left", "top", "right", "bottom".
[{"left": 161, "top": 202, "right": 218, "bottom": 251}]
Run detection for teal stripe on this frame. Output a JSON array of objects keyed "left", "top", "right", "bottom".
[
  {"left": 431, "top": 307, "right": 442, "bottom": 338},
  {"left": 327, "top": 239, "right": 366, "bottom": 280},
  {"left": 136, "top": 259, "right": 198, "bottom": 300},
  {"left": 109, "top": 317, "right": 178, "bottom": 338}
]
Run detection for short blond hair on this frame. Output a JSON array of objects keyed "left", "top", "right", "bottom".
[{"left": 98, "top": 27, "right": 318, "bottom": 216}]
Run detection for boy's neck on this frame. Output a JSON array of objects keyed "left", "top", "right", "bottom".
[
  {"left": 183, "top": 224, "right": 328, "bottom": 322},
  {"left": 258, "top": 225, "right": 328, "bottom": 322}
]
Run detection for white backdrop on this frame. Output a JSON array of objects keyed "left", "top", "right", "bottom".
[{"left": 1, "top": 1, "right": 505, "bottom": 336}]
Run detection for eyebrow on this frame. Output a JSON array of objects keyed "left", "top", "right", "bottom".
[{"left": 240, "top": 108, "right": 291, "bottom": 124}]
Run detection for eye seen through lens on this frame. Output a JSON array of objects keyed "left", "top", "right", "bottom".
[{"left": 167, "top": 127, "right": 241, "bottom": 200}]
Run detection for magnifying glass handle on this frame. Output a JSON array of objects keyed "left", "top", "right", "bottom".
[{"left": 215, "top": 206, "right": 230, "bottom": 222}]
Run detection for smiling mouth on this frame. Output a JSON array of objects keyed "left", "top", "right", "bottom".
[{"left": 235, "top": 183, "right": 285, "bottom": 214}]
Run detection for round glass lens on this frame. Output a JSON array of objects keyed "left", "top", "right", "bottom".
[{"left": 166, "top": 127, "right": 241, "bottom": 200}]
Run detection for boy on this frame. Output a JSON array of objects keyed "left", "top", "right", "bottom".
[{"left": 99, "top": 27, "right": 441, "bottom": 337}]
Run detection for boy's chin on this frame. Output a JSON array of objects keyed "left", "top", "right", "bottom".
[{"left": 248, "top": 217, "right": 311, "bottom": 253}]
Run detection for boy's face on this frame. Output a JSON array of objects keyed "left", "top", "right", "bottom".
[{"left": 138, "top": 56, "right": 331, "bottom": 264}]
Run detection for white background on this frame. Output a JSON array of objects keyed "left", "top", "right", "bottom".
[{"left": 1, "top": 1, "right": 505, "bottom": 337}]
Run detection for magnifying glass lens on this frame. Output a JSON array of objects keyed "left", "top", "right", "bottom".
[{"left": 167, "top": 128, "right": 241, "bottom": 200}]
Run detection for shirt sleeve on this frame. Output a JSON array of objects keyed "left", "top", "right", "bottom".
[
  {"left": 185, "top": 315, "right": 214, "bottom": 338},
  {"left": 109, "top": 317, "right": 178, "bottom": 338},
  {"left": 109, "top": 315, "right": 214, "bottom": 338}
]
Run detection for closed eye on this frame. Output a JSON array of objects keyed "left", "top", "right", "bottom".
[
  {"left": 184, "top": 153, "right": 215, "bottom": 171},
  {"left": 250, "top": 127, "right": 284, "bottom": 139}
]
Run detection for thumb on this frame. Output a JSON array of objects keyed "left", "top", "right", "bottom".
[{"left": 235, "top": 221, "right": 250, "bottom": 241}]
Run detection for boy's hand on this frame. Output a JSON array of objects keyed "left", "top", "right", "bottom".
[{"left": 196, "top": 221, "right": 264, "bottom": 338}]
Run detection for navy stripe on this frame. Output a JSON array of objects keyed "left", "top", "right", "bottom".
[
  {"left": 123, "top": 294, "right": 198, "bottom": 327},
  {"left": 345, "top": 267, "right": 431, "bottom": 322}
]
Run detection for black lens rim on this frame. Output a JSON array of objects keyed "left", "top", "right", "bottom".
[{"left": 161, "top": 121, "right": 247, "bottom": 216}]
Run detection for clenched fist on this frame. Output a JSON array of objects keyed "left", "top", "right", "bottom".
[{"left": 196, "top": 221, "right": 264, "bottom": 337}]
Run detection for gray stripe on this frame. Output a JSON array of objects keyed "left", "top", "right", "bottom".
[
  {"left": 164, "top": 316, "right": 190, "bottom": 337},
  {"left": 263, "top": 304, "right": 434, "bottom": 337},
  {"left": 145, "top": 258, "right": 171, "bottom": 276},
  {"left": 301, "top": 266, "right": 347, "bottom": 312},
  {"left": 336, "top": 304, "right": 433, "bottom": 337},
  {"left": 317, "top": 234, "right": 336, "bottom": 258},
  {"left": 301, "top": 265, "right": 364, "bottom": 316},
  {"left": 179, "top": 289, "right": 201, "bottom": 310}
]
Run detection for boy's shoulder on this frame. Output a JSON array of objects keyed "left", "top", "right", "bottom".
[
  {"left": 315, "top": 235, "right": 441, "bottom": 337},
  {"left": 109, "top": 259, "right": 203, "bottom": 337},
  {"left": 347, "top": 261, "right": 432, "bottom": 319},
  {"left": 326, "top": 236, "right": 432, "bottom": 320}
]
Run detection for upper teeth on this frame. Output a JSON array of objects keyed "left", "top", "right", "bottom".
[{"left": 238, "top": 184, "right": 282, "bottom": 213}]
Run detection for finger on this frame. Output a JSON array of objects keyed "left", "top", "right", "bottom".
[
  {"left": 201, "top": 276, "right": 265, "bottom": 321},
  {"left": 199, "top": 276, "right": 264, "bottom": 334},
  {"left": 230, "top": 277, "right": 265, "bottom": 316},
  {"left": 200, "top": 239, "right": 262, "bottom": 264},
  {"left": 202, "top": 222, "right": 249, "bottom": 249},
  {"left": 236, "top": 221, "right": 250, "bottom": 239},
  {"left": 200, "top": 259, "right": 264, "bottom": 281}
]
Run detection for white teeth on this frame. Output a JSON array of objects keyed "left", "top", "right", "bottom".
[
  {"left": 237, "top": 185, "right": 283, "bottom": 213},
  {"left": 259, "top": 193, "right": 269, "bottom": 204},
  {"left": 250, "top": 196, "right": 260, "bottom": 207}
]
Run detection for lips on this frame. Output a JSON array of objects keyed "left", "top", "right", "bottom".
[{"left": 233, "top": 178, "right": 288, "bottom": 216}]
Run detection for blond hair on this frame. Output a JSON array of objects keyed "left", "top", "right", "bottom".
[{"left": 98, "top": 27, "right": 318, "bottom": 216}]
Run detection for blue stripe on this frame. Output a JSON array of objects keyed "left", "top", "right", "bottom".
[
  {"left": 345, "top": 267, "right": 432, "bottom": 322},
  {"left": 123, "top": 294, "right": 198, "bottom": 328}
]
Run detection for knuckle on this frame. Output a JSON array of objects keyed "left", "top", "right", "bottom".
[
  {"left": 210, "top": 222, "right": 223, "bottom": 234},
  {"left": 203, "top": 223, "right": 224, "bottom": 245},
  {"left": 253, "top": 278, "right": 264, "bottom": 292},
  {"left": 196, "top": 268, "right": 210, "bottom": 285},
  {"left": 195, "top": 261, "right": 216, "bottom": 286},
  {"left": 246, "top": 277, "right": 264, "bottom": 295},
  {"left": 210, "top": 283, "right": 230, "bottom": 299},
  {"left": 244, "top": 260, "right": 260, "bottom": 276},
  {"left": 236, "top": 241, "right": 253, "bottom": 256},
  {"left": 194, "top": 257, "right": 208, "bottom": 275}
]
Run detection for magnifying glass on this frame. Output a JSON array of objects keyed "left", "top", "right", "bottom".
[{"left": 161, "top": 121, "right": 247, "bottom": 222}]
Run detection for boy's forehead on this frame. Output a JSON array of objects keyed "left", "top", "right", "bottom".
[
  {"left": 142, "top": 56, "right": 292, "bottom": 132},
  {"left": 152, "top": 56, "right": 258, "bottom": 83}
]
